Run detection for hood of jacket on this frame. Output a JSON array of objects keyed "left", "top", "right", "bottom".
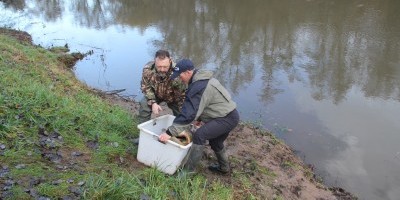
[{"left": 192, "top": 70, "right": 213, "bottom": 83}]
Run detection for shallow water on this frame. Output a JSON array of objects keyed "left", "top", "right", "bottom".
[{"left": 1, "top": 1, "right": 400, "bottom": 199}]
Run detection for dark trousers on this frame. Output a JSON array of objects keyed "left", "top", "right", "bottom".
[{"left": 193, "top": 109, "right": 239, "bottom": 152}]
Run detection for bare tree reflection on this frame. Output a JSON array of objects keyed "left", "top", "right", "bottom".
[
  {"left": 0, "top": 0, "right": 25, "bottom": 11},
  {"left": 2, "top": 0, "right": 400, "bottom": 103},
  {"left": 70, "top": 0, "right": 115, "bottom": 29},
  {"left": 31, "top": 0, "right": 63, "bottom": 22}
]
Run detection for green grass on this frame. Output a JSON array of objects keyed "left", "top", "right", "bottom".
[
  {"left": 0, "top": 33, "right": 233, "bottom": 199},
  {"left": 81, "top": 168, "right": 232, "bottom": 199}
]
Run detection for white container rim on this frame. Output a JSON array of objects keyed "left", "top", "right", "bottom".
[{"left": 137, "top": 115, "right": 192, "bottom": 150}]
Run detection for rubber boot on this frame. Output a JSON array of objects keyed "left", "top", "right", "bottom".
[
  {"left": 208, "top": 148, "right": 230, "bottom": 174},
  {"left": 137, "top": 97, "right": 152, "bottom": 124},
  {"left": 185, "top": 144, "right": 204, "bottom": 171},
  {"left": 178, "top": 144, "right": 204, "bottom": 177}
]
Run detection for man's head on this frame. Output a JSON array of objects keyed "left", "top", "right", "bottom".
[
  {"left": 154, "top": 50, "right": 172, "bottom": 77},
  {"left": 170, "top": 59, "right": 194, "bottom": 84}
]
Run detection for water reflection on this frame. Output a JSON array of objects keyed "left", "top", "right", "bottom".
[
  {"left": 1, "top": 0, "right": 400, "bottom": 199},
  {"left": 3, "top": 0, "right": 399, "bottom": 103}
]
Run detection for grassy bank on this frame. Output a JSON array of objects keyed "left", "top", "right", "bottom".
[{"left": 0, "top": 32, "right": 232, "bottom": 199}]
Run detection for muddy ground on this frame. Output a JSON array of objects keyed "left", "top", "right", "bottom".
[{"left": 99, "top": 92, "right": 356, "bottom": 200}]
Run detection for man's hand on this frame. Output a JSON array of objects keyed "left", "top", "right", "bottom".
[
  {"left": 152, "top": 103, "right": 163, "bottom": 115},
  {"left": 194, "top": 120, "right": 203, "bottom": 127},
  {"left": 159, "top": 133, "right": 171, "bottom": 142}
]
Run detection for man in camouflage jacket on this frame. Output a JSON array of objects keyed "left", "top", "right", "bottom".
[{"left": 138, "top": 50, "right": 186, "bottom": 123}]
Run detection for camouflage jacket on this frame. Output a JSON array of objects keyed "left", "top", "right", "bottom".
[{"left": 140, "top": 61, "right": 186, "bottom": 108}]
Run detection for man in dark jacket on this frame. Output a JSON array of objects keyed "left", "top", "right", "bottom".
[{"left": 159, "top": 59, "right": 240, "bottom": 175}]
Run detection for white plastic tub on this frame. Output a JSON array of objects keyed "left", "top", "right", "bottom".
[{"left": 136, "top": 114, "right": 192, "bottom": 175}]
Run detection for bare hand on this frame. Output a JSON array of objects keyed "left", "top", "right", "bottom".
[
  {"left": 152, "top": 103, "right": 163, "bottom": 115},
  {"left": 159, "top": 133, "right": 171, "bottom": 142},
  {"left": 193, "top": 121, "right": 203, "bottom": 130},
  {"left": 194, "top": 120, "right": 203, "bottom": 127}
]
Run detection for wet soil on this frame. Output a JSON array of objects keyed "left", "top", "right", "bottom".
[{"left": 101, "top": 93, "right": 356, "bottom": 200}]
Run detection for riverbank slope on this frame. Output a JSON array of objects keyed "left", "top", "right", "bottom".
[{"left": 0, "top": 28, "right": 355, "bottom": 199}]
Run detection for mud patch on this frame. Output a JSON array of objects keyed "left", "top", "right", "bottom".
[
  {"left": 49, "top": 45, "right": 93, "bottom": 68},
  {"left": 106, "top": 94, "right": 356, "bottom": 199},
  {"left": 0, "top": 28, "right": 32, "bottom": 44}
]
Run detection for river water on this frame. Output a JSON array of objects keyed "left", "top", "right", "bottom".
[{"left": 1, "top": 1, "right": 400, "bottom": 199}]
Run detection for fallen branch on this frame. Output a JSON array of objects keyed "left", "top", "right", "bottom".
[{"left": 104, "top": 89, "right": 126, "bottom": 95}]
